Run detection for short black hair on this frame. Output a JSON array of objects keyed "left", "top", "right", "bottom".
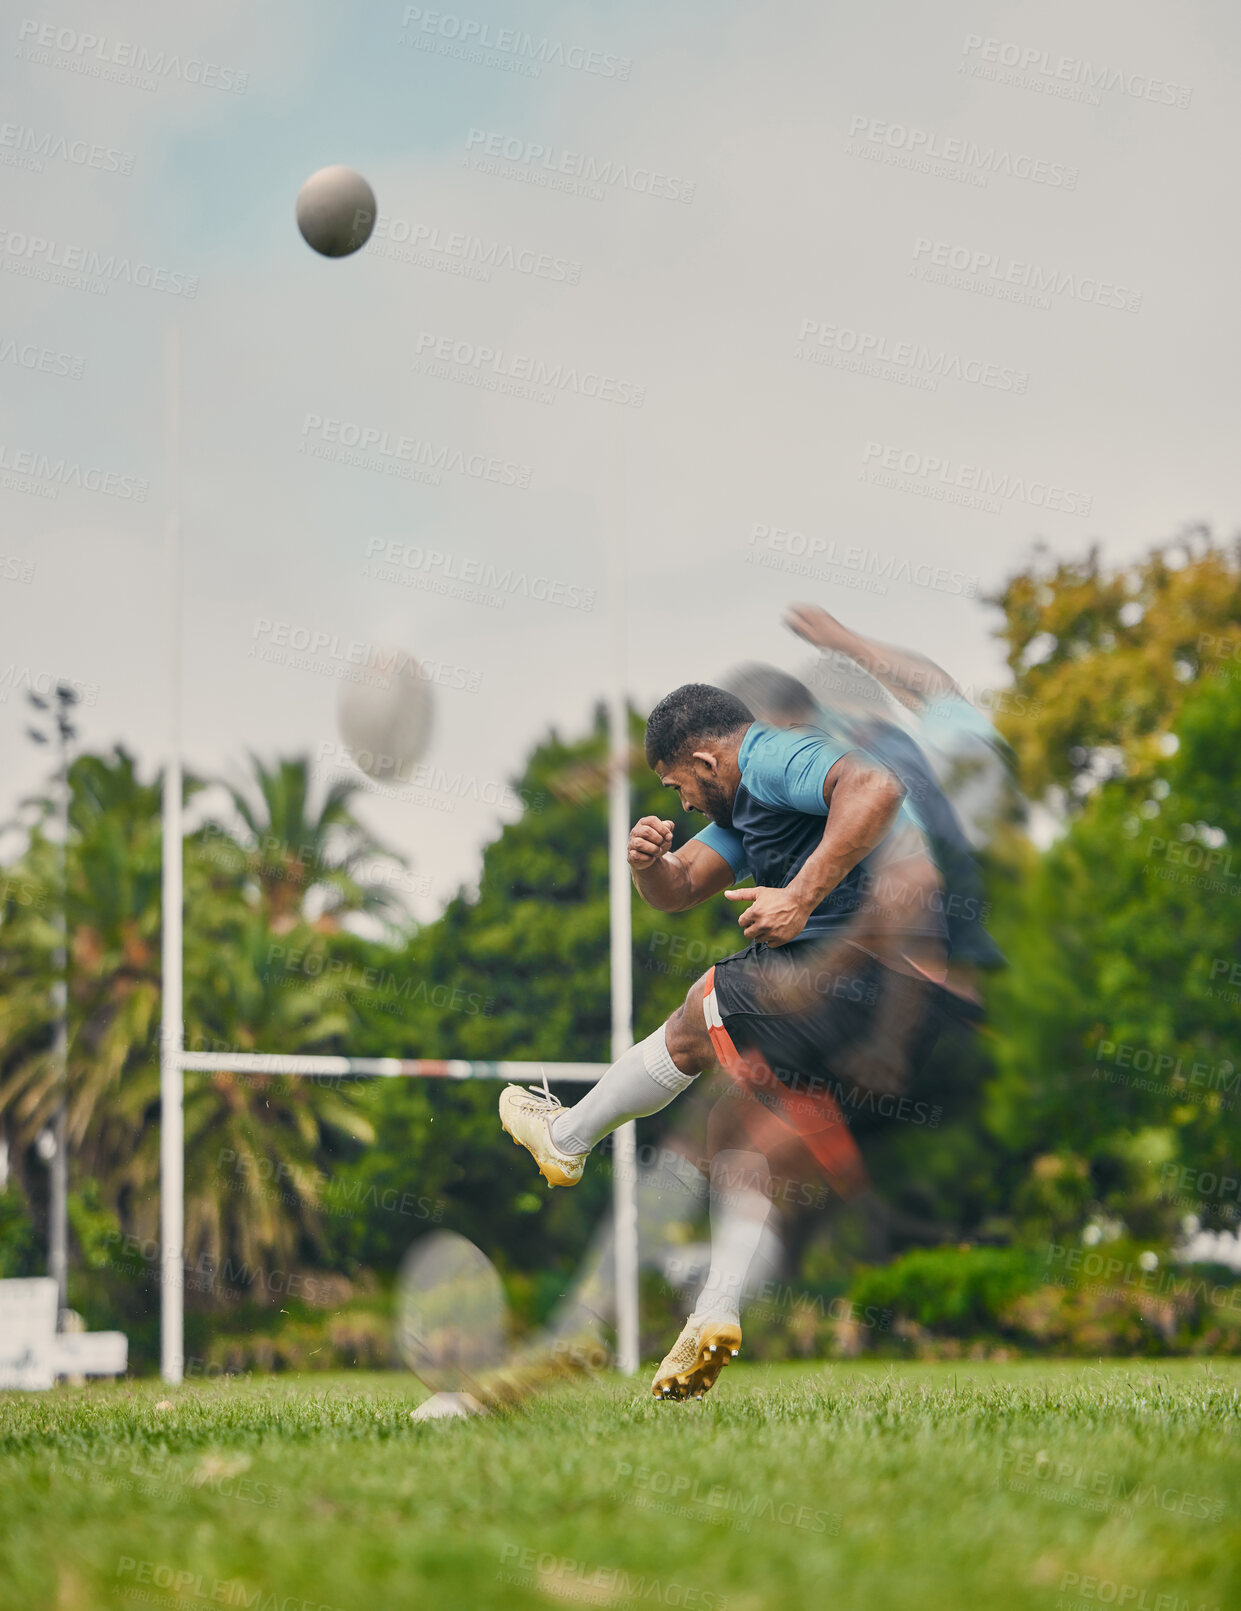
[
  {"left": 720, "top": 663, "right": 816, "bottom": 724},
  {"left": 644, "top": 683, "right": 753, "bottom": 769}
]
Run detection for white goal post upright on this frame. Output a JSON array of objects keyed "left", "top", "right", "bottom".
[
  {"left": 607, "top": 413, "right": 640, "bottom": 1377},
  {"left": 160, "top": 326, "right": 185, "bottom": 1386}
]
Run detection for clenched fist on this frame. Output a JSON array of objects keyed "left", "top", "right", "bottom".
[{"left": 628, "top": 815, "right": 674, "bottom": 870}]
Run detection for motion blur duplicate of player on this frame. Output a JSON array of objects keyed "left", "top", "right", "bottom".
[
  {"left": 784, "top": 601, "right": 1020, "bottom": 858},
  {"left": 725, "top": 605, "right": 1010, "bottom": 997},
  {"left": 500, "top": 678, "right": 980, "bottom": 1400}
]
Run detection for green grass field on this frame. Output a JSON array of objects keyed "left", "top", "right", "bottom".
[{"left": 2, "top": 1361, "right": 1238, "bottom": 1611}]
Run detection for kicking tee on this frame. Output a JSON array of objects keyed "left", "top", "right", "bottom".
[{"left": 692, "top": 722, "right": 898, "bottom": 940}]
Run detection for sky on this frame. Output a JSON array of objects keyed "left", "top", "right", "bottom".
[{"left": 1, "top": 0, "right": 1238, "bottom": 918}]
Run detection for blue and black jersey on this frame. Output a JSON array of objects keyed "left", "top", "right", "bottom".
[{"left": 692, "top": 723, "right": 904, "bottom": 940}]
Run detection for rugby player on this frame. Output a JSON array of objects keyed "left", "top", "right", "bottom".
[{"left": 500, "top": 680, "right": 972, "bottom": 1398}]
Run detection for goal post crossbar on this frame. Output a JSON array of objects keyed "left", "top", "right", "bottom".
[{"left": 177, "top": 1053, "right": 606, "bottom": 1082}]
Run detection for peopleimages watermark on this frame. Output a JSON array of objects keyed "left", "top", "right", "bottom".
[
  {"left": 0, "top": 228, "right": 198, "bottom": 297},
  {"left": 604, "top": 1137, "right": 835, "bottom": 1212},
  {"left": 861, "top": 441, "right": 1092, "bottom": 518},
  {"left": 794, "top": 317, "right": 1029, "bottom": 396},
  {"left": 0, "top": 872, "right": 51, "bottom": 910},
  {"left": 198, "top": 822, "right": 430, "bottom": 901},
  {"left": 1143, "top": 830, "right": 1241, "bottom": 899},
  {"left": 743, "top": 1281, "right": 891, "bottom": 1333},
  {"left": 0, "top": 555, "right": 37, "bottom": 585},
  {"left": 0, "top": 120, "right": 135, "bottom": 176},
  {"left": 249, "top": 619, "right": 483, "bottom": 694},
  {"left": 399, "top": 8, "right": 632, "bottom": 80},
  {"left": 1206, "top": 955, "right": 1241, "bottom": 1007},
  {"left": 68, "top": 1445, "right": 282, "bottom": 1509},
  {"left": 495, "top": 1545, "right": 727, "bottom": 1610},
  {"left": 0, "top": 442, "right": 148, "bottom": 503},
  {"left": 746, "top": 520, "right": 980, "bottom": 597},
  {"left": 846, "top": 115, "right": 1078, "bottom": 190},
  {"left": 299, "top": 413, "right": 532, "bottom": 489},
  {"left": 1160, "top": 1162, "right": 1241, "bottom": 1223},
  {"left": 724, "top": 1059, "right": 944, "bottom": 1131},
  {"left": 644, "top": 929, "right": 740, "bottom": 986},
  {"left": 264, "top": 944, "right": 495, "bottom": 1019},
  {"left": 1044, "top": 1242, "right": 1241, "bottom": 1313},
  {"left": 368, "top": 213, "right": 581, "bottom": 286},
  {"left": 315, "top": 739, "right": 544, "bottom": 816},
  {"left": 911, "top": 237, "right": 1141, "bottom": 315},
  {"left": 1092, "top": 1038, "right": 1236, "bottom": 1108},
  {"left": 115, "top": 1558, "right": 343, "bottom": 1611},
  {"left": 217, "top": 1143, "right": 448, "bottom": 1223},
  {"left": 998, "top": 1446, "right": 1224, "bottom": 1523},
  {"left": 1196, "top": 632, "right": 1241, "bottom": 682},
  {"left": 959, "top": 34, "right": 1193, "bottom": 110},
  {"left": 0, "top": 334, "right": 85, "bottom": 381},
  {"left": 98, "top": 1232, "right": 338, "bottom": 1306},
  {"left": 0, "top": 665, "right": 98, "bottom": 706},
  {"left": 1055, "top": 1574, "right": 1221, "bottom": 1611},
  {"left": 17, "top": 20, "right": 248, "bottom": 95},
  {"left": 610, "top": 1460, "right": 840, "bottom": 1536},
  {"left": 463, "top": 129, "right": 695, "bottom": 205},
  {"left": 413, "top": 330, "right": 645, "bottom": 408},
  {"left": 363, "top": 536, "right": 596, "bottom": 612}
]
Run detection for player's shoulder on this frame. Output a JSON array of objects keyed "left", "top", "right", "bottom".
[{"left": 740, "top": 721, "right": 848, "bottom": 773}]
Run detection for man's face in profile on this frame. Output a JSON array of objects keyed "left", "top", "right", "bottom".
[{"left": 656, "top": 749, "right": 738, "bottom": 828}]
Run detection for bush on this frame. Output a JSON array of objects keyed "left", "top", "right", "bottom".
[
  {"left": 849, "top": 1246, "right": 1042, "bottom": 1336},
  {"left": 842, "top": 1242, "right": 1241, "bottom": 1357}
]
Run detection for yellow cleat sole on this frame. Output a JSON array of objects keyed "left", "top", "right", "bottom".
[{"left": 652, "top": 1322, "right": 742, "bottom": 1402}]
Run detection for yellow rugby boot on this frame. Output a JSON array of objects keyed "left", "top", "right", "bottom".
[{"left": 651, "top": 1318, "right": 742, "bottom": 1401}]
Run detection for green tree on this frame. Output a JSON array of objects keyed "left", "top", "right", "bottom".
[
  {"left": 215, "top": 755, "right": 406, "bottom": 931},
  {"left": 985, "top": 534, "right": 1241, "bottom": 1246},
  {"left": 0, "top": 747, "right": 378, "bottom": 1310},
  {"left": 991, "top": 526, "right": 1241, "bottom": 802}
]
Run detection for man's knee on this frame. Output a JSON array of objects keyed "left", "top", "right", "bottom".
[{"left": 665, "top": 974, "right": 714, "bottom": 1074}]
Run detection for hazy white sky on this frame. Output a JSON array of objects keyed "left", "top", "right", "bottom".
[{"left": 2, "top": 0, "right": 1237, "bottom": 917}]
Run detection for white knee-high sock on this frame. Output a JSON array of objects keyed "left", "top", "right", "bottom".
[
  {"left": 549, "top": 1151, "right": 708, "bottom": 1335},
  {"left": 689, "top": 1150, "right": 781, "bottom": 1328},
  {"left": 549, "top": 1026, "right": 696, "bottom": 1155}
]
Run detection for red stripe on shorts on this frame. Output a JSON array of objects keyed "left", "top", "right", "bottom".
[{"left": 702, "top": 964, "right": 870, "bottom": 1201}]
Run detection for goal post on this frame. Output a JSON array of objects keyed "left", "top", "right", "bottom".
[
  {"left": 159, "top": 330, "right": 643, "bottom": 1387},
  {"left": 176, "top": 1054, "right": 607, "bottom": 1082}
]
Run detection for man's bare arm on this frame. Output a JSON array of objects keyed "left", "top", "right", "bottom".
[
  {"left": 786, "top": 603, "right": 957, "bottom": 712},
  {"left": 726, "top": 754, "right": 906, "bottom": 944},
  {"left": 627, "top": 817, "right": 738, "bottom": 912},
  {"left": 789, "top": 753, "right": 905, "bottom": 908}
]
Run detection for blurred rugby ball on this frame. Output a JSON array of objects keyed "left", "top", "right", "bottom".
[{"left": 337, "top": 648, "right": 433, "bottom": 781}]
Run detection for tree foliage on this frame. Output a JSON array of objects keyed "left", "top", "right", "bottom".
[{"left": 986, "top": 532, "right": 1241, "bottom": 1245}]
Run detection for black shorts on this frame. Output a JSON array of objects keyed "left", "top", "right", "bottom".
[{"left": 708, "top": 935, "right": 979, "bottom": 1109}]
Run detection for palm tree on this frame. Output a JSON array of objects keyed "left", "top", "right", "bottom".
[
  {"left": 0, "top": 748, "right": 168, "bottom": 1175},
  {"left": 0, "top": 747, "right": 381, "bottom": 1309},
  {"left": 213, "top": 756, "right": 407, "bottom": 931}
]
